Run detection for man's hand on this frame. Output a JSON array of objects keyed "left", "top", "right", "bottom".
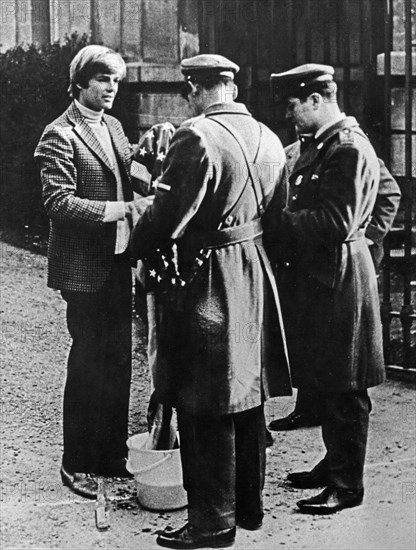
[
  {"left": 125, "top": 201, "right": 139, "bottom": 227},
  {"left": 134, "top": 196, "right": 154, "bottom": 216},
  {"left": 126, "top": 196, "right": 154, "bottom": 227}
]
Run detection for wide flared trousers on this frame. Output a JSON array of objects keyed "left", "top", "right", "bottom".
[{"left": 61, "top": 254, "right": 132, "bottom": 473}]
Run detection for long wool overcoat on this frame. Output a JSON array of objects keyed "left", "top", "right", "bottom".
[
  {"left": 131, "top": 102, "right": 292, "bottom": 415},
  {"left": 274, "top": 116, "right": 385, "bottom": 392}
]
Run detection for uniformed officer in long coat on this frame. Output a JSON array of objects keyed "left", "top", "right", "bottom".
[
  {"left": 267, "top": 64, "right": 385, "bottom": 514},
  {"left": 131, "top": 54, "right": 291, "bottom": 549},
  {"left": 268, "top": 142, "right": 401, "bottom": 432}
]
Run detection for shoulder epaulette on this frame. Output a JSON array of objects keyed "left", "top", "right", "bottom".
[{"left": 338, "top": 127, "right": 355, "bottom": 145}]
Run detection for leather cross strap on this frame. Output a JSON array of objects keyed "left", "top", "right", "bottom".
[
  {"left": 175, "top": 116, "right": 264, "bottom": 290},
  {"left": 206, "top": 115, "right": 264, "bottom": 218}
]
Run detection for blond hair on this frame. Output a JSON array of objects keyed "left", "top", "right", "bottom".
[{"left": 69, "top": 45, "right": 126, "bottom": 98}]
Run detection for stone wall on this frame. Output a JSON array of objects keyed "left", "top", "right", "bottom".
[
  {"left": 0, "top": 0, "right": 200, "bottom": 133},
  {"left": 0, "top": 0, "right": 198, "bottom": 60}
]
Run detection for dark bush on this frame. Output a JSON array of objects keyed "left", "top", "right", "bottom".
[{"left": 0, "top": 33, "right": 89, "bottom": 235}]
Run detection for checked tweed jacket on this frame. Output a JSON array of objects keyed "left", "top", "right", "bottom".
[{"left": 34, "top": 102, "right": 135, "bottom": 292}]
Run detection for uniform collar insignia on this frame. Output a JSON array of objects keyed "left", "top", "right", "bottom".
[{"left": 291, "top": 116, "right": 360, "bottom": 176}]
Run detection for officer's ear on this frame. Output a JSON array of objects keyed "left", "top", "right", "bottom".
[
  {"left": 223, "top": 81, "right": 238, "bottom": 102},
  {"left": 309, "top": 92, "right": 323, "bottom": 109}
]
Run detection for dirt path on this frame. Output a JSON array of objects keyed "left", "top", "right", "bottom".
[{"left": 1, "top": 240, "right": 415, "bottom": 549}]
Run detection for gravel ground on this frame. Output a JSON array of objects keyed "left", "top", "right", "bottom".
[{"left": 1, "top": 240, "right": 415, "bottom": 550}]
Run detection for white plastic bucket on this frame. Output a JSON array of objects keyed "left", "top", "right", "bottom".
[{"left": 126, "top": 433, "right": 188, "bottom": 511}]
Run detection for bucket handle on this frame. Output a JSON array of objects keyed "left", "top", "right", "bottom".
[{"left": 126, "top": 453, "right": 173, "bottom": 476}]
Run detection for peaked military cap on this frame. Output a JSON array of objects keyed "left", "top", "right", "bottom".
[
  {"left": 181, "top": 54, "right": 240, "bottom": 81},
  {"left": 270, "top": 63, "right": 335, "bottom": 102}
]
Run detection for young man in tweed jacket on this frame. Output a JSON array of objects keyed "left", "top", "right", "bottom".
[{"left": 34, "top": 45, "right": 149, "bottom": 499}]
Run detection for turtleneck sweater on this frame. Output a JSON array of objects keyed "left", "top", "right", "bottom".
[{"left": 74, "top": 99, "right": 130, "bottom": 254}]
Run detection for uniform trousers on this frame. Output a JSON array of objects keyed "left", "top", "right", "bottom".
[
  {"left": 177, "top": 405, "right": 266, "bottom": 531},
  {"left": 61, "top": 253, "right": 132, "bottom": 474},
  {"left": 294, "top": 384, "right": 322, "bottom": 418},
  {"left": 314, "top": 390, "right": 371, "bottom": 490}
]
